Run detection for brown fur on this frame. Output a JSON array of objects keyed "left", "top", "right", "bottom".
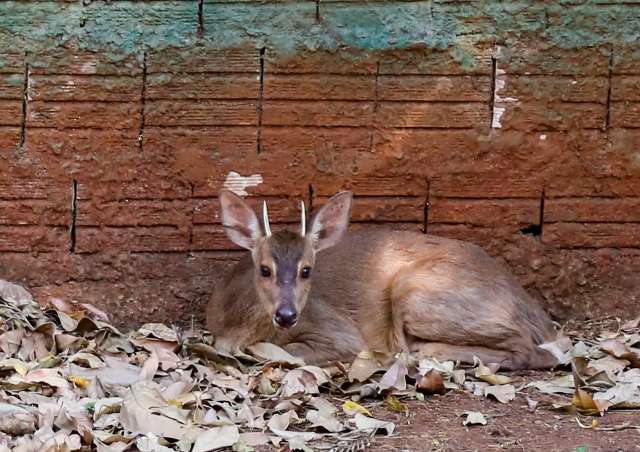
[{"left": 207, "top": 191, "right": 564, "bottom": 370}]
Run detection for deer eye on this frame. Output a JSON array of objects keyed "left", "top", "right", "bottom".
[
  {"left": 300, "top": 266, "right": 312, "bottom": 279},
  {"left": 260, "top": 265, "right": 272, "bottom": 278}
]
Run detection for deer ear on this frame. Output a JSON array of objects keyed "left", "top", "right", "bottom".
[
  {"left": 219, "top": 190, "right": 262, "bottom": 250},
  {"left": 308, "top": 191, "right": 352, "bottom": 252}
]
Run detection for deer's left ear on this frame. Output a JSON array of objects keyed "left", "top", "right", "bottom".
[{"left": 308, "top": 191, "right": 352, "bottom": 252}]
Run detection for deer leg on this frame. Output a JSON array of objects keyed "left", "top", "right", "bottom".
[
  {"left": 280, "top": 322, "right": 368, "bottom": 366},
  {"left": 279, "top": 301, "right": 369, "bottom": 365},
  {"left": 389, "top": 271, "right": 554, "bottom": 370},
  {"left": 282, "top": 337, "right": 363, "bottom": 366},
  {"left": 411, "top": 341, "right": 517, "bottom": 369},
  {"left": 413, "top": 341, "right": 558, "bottom": 371},
  {"left": 282, "top": 341, "right": 322, "bottom": 365}
]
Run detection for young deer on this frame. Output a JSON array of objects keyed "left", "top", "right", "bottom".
[{"left": 207, "top": 190, "right": 567, "bottom": 370}]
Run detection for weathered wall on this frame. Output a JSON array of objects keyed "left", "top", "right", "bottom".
[{"left": 1, "top": 1, "right": 639, "bottom": 327}]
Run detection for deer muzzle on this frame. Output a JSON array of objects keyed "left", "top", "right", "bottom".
[{"left": 274, "top": 304, "right": 298, "bottom": 329}]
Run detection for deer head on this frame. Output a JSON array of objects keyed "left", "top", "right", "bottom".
[{"left": 218, "top": 189, "right": 353, "bottom": 329}]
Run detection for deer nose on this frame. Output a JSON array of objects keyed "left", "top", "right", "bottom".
[{"left": 274, "top": 306, "right": 298, "bottom": 329}]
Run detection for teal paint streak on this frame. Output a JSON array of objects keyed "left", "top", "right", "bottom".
[
  {"left": 546, "top": 3, "right": 640, "bottom": 48},
  {"left": 0, "top": 1, "right": 638, "bottom": 62},
  {"left": 319, "top": 3, "right": 439, "bottom": 50}
]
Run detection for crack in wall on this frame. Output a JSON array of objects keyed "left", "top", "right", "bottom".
[
  {"left": 19, "top": 61, "right": 29, "bottom": 152},
  {"left": 368, "top": 62, "right": 380, "bottom": 152},
  {"left": 256, "top": 47, "right": 266, "bottom": 154},
  {"left": 423, "top": 181, "right": 430, "bottom": 234},
  {"left": 188, "top": 182, "right": 195, "bottom": 247},
  {"left": 521, "top": 189, "right": 545, "bottom": 238},
  {"left": 605, "top": 47, "right": 614, "bottom": 130},
  {"left": 197, "top": 0, "right": 204, "bottom": 35},
  {"left": 308, "top": 184, "right": 314, "bottom": 215},
  {"left": 70, "top": 179, "right": 78, "bottom": 253},
  {"left": 138, "top": 51, "right": 147, "bottom": 152},
  {"left": 489, "top": 55, "right": 497, "bottom": 127}
]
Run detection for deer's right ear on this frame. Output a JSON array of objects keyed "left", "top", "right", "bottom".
[
  {"left": 219, "top": 190, "right": 261, "bottom": 250},
  {"left": 308, "top": 191, "right": 353, "bottom": 252}
]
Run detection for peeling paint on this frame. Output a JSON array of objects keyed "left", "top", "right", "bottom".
[
  {"left": 223, "top": 171, "right": 263, "bottom": 197},
  {"left": 491, "top": 60, "right": 519, "bottom": 129},
  {"left": 80, "top": 61, "right": 98, "bottom": 74}
]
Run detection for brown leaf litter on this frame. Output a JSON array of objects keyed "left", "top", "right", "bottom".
[{"left": 1, "top": 279, "right": 640, "bottom": 451}]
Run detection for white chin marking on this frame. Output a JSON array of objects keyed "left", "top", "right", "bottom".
[{"left": 272, "top": 318, "right": 297, "bottom": 330}]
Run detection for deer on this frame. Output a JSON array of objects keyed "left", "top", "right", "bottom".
[{"left": 207, "top": 189, "right": 569, "bottom": 370}]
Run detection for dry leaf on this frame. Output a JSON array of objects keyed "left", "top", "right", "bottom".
[
  {"left": 622, "top": 316, "right": 640, "bottom": 331},
  {"left": 135, "top": 323, "right": 178, "bottom": 342},
  {"left": 527, "top": 374, "right": 575, "bottom": 395},
  {"left": 462, "top": 411, "right": 487, "bottom": 426},
  {"left": 353, "top": 413, "right": 395, "bottom": 435},
  {"left": 237, "top": 432, "right": 271, "bottom": 447},
  {"left": 600, "top": 339, "right": 640, "bottom": 368},
  {"left": 342, "top": 400, "right": 372, "bottom": 417},
  {"left": 484, "top": 384, "right": 516, "bottom": 404},
  {"left": 247, "top": 343, "right": 304, "bottom": 366},
  {"left": 79, "top": 303, "right": 111, "bottom": 323},
  {"left": 348, "top": 351, "right": 382, "bottom": 382},
  {"left": 526, "top": 397, "right": 539, "bottom": 410},
  {"left": 417, "top": 358, "right": 455, "bottom": 376},
  {"left": 0, "top": 358, "right": 30, "bottom": 376},
  {"left": 139, "top": 351, "right": 160, "bottom": 381},
  {"left": 385, "top": 395, "right": 408, "bottom": 414},
  {"left": 120, "top": 382, "right": 190, "bottom": 439},
  {"left": 378, "top": 359, "right": 408, "bottom": 392},
  {"left": 68, "top": 375, "right": 91, "bottom": 389},
  {"left": 305, "top": 409, "right": 344, "bottom": 432},
  {"left": 0, "top": 403, "right": 36, "bottom": 435},
  {"left": 192, "top": 425, "right": 240, "bottom": 452},
  {"left": 136, "top": 433, "right": 175, "bottom": 452},
  {"left": 0, "top": 280, "right": 34, "bottom": 305},
  {"left": 268, "top": 411, "right": 317, "bottom": 441},
  {"left": 590, "top": 355, "right": 629, "bottom": 377},
  {"left": 474, "top": 358, "right": 512, "bottom": 385},
  {"left": 572, "top": 388, "right": 602, "bottom": 414}
]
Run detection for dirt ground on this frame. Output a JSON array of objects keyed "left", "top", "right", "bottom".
[{"left": 368, "top": 376, "right": 640, "bottom": 452}]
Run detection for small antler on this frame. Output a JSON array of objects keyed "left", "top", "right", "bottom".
[
  {"left": 262, "top": 201, "right": 272, "bottom": 236},
  {"left": 300, "top": 200, "right": 306, "bottom": 237}
]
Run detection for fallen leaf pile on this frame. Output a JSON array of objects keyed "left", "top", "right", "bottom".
[
  {"left": 528, "top": 316, "right": 640, "bottom": 417},
  {"left": 1, "top": 278, "right": 640, "bottom": 451}
]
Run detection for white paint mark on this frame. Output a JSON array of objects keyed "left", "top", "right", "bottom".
[
  {"left": 26, "top": 68, "right": 32, "bottom": 102},
  {"left": 492, "top": 106, "right": 506, "bottom": 129},
  {"left": 491, "top": 51, "right": 519, "bottom": 129},
  {"left": 80, "top": 61, "right": 98, "bottom": 75},
  {"left": 539, "top": 134, "right": 547, "bottom": 141},
  {"left": 223, "top": 171, "right": 263, "bottom": 196}
]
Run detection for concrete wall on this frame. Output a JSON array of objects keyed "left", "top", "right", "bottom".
[{"left": 1, "top": 1, "right": 639, "bottom": 326}]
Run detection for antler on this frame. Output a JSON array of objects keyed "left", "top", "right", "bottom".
[
  {"left": 262, "top": 201, "right": 272, "bottom": 236},
  {"left": 300, "top": 200, "right": 306, "bottom": 237}
]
